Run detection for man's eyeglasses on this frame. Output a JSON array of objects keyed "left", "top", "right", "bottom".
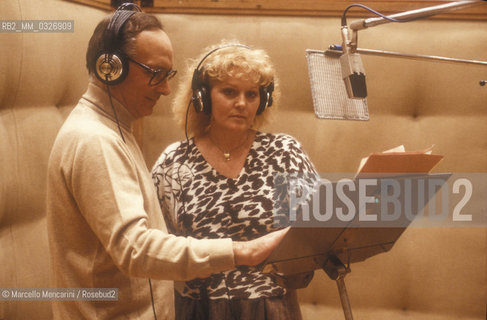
[{"left": 127, "top": 57, "right": 177, "bottom": 86}]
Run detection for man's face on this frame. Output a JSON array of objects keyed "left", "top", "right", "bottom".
[{"left": 113, "top": 29, "right": 174, "bottom": 119}]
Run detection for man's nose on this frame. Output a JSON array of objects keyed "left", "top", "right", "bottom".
[{"left": 154, "top": 79, "right": 171, "bottom": 96}]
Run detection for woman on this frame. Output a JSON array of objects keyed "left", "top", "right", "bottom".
[{"left": 152, "top": 42, "right": 318, "bottom": 319}]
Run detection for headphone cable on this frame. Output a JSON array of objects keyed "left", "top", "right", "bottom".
[
  {"left": 149, "top": 278, "right": 158, "bottom": 320},
  {"left": 341, "top": 3, "right": 422, "bottom": 26},
  {"left": 184, "top": 98, "right": 193, "bottom": 144},
  {"left": 105, "top": 82, "right": 126, "bottom": 143}
]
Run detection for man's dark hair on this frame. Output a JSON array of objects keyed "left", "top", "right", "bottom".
[{"left": 86, "top": 12, "right": 163, "bottom": 75}]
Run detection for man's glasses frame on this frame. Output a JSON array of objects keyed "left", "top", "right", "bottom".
[{"left": 127, "top": 56, "right": 177, "bottom": 86}]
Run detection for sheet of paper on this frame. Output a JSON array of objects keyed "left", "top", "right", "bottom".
[{"left": 355, "top": 145, "right": 443, "bottom": 179}]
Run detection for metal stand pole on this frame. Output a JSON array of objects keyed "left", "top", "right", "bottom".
[
  {"left": 336, "top": 273, "right": 354, "bottom": 320},
  {"left": 321, "top": 255, "right": 354, "bottom": 320}
]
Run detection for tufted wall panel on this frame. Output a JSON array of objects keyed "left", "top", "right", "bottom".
[{"left": 0, "top": 1, "right": 105, "bottom": 318}]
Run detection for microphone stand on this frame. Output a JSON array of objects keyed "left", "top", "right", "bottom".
[
  {"left": 345, "top": 1, "right": 486, "bottom": 56},
  {"left": 327, "top": 45, "right": 487, "bottom": 67},
  {"left": 349, "top": 1, "right": 484, "bottom": 31},
  {"left": 335, "top": 1, "right": 487, "bottom": 95}
]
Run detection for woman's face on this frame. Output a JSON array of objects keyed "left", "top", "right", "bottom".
[{"left": 209, "top": 76, "right": 260, "bottom": 133}]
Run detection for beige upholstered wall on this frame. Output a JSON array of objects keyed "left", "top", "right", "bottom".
[
  {"left": 1, "top": 0, "right": 485, "bottom": 319},
  {"left": 0, "top": 1, "right": 105, "bottom": 318}
]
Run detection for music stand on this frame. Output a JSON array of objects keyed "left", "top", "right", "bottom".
[{"left": 260, "top": 173, "right": 451, "bottom": 320}]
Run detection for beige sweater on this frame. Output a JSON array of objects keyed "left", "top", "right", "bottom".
[{"left": 46, "top": 83, "right": 235, "bottom": 319}]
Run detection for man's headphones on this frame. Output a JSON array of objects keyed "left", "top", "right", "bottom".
[
  {"left": 94, "top": 3, "right": 142, "bottom": 85},
  {"left": 191, "top": 45, "right": 274, "bottom": 116}
]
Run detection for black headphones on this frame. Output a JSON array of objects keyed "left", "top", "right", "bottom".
[
  {"left": 94, "top": 3, "right": 142, "bottom": 85},
  {"left": 191, "top": 45, "right": 274, "bottom": 116}
]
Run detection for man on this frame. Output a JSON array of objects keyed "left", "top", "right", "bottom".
[{"left": 46, "top": 7, "right": 287, "bottom": 319}]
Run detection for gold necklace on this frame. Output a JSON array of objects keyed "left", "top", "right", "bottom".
[{"left": 209, "top": 132, "right": 250, "bottom": 161}]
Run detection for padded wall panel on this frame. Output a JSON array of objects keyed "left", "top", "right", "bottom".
[
  {"left": 267, "top": 112, "right": 487, "bottom": 172},
  {"left": 0, "top": 1, "right": 105, "bottom": 319}
]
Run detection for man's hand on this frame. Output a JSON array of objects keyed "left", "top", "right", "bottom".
[{"left": 232, "top": 227, "right": 290, "bottom": 266}]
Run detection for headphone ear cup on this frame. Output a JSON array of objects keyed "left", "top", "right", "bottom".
[
  {"left": 257, "top": 82, "right": 274, "bottom": 115},
  {"left": 94, "top": 50, "right": 129, "bottom": 85},
  {"left": 192, "top": 87, "right": 211, "bottom": 114},
  {"left": 199, "top": 84, "right": 212, "bottom": 115},
  {"left": 191, "top": 69, "right": 212, "bottom": 115},
  {"left": 257, "top": 86, "right": 267, "bottom": 115}
]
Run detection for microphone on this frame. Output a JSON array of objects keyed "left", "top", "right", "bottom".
[
  {"left": 305, "top": 47, "right": 369, "bottom": 121},
  {"left": 340, "top": 26, "right": 367, "bottom": 99},
  {"left": 304, "top": 19, "right": 369, "bottom": 121}
]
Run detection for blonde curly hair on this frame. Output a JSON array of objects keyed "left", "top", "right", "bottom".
[{"left": 172, "top": 40, "right": 280, "bottom": 138}]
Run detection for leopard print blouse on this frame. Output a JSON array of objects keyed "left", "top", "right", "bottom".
[{"left": 152, "top": 132, "right": 318, "bottom": 300}]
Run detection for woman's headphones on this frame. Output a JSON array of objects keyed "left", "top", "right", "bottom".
[
  {"left": 191, "top": 44, "right": 274, "bottom": 116},
  {"left": 94, "top": 3, "right": 142, "bottom": 85}
]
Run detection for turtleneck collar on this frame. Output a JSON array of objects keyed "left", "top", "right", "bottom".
[{"left": 81, "top": 82, "right": 135, "bottom": 132}]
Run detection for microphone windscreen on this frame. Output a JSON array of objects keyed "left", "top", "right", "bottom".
[{"left": 306, "top": 49, "right": 369, "bottom": 121}]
